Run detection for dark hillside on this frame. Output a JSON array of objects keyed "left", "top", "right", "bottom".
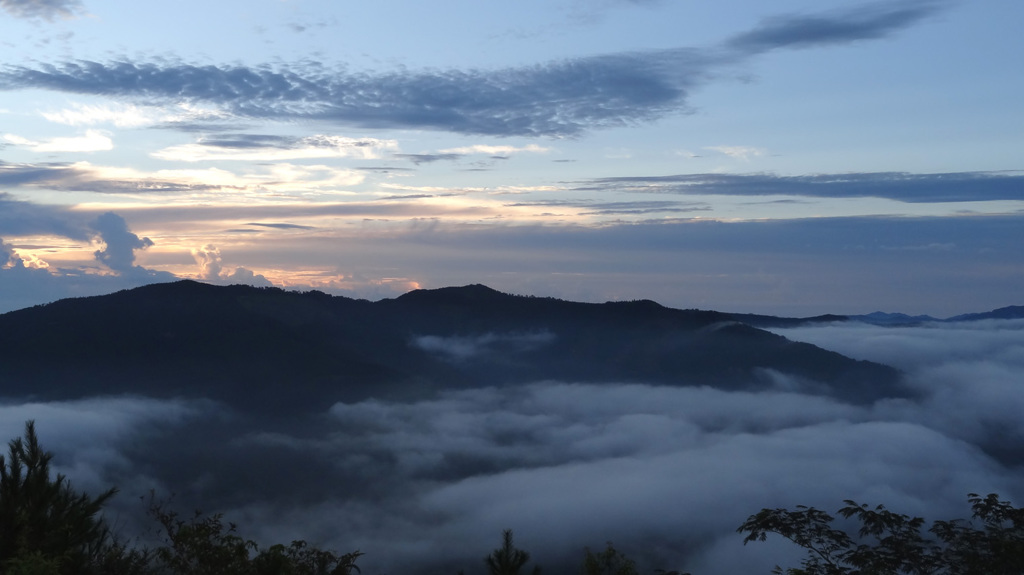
[{"left": 0, "top": 280, "right": 904, "bottom": 411}]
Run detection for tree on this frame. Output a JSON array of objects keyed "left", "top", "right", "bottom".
[
  {"left": 580, "top": 542, "right": 637, "bottom": 575},
  {"left": 738, "top": 493, "right": 1024, "bottom": 574},
  {"left": 147, "top": 495, "right": 362, "bottom": 575},
  {"left": 0, "top": 420, "right": 121, "bottom": 574},
  {"left": 485, "top": 530, "right": 541, "bottom": 575}
]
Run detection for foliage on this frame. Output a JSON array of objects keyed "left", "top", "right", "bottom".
[
  {"left": 147, "top": 496, "right": 363, "bottom": 575},
  {"left": 0, "top": 422, "right": 361, "bottom": 575},
  {"left": 0, "top": 420, "right": 119, "bottom": 574},
  {"left": 580, "top": 542, "right": 637, "bottom": 575},
  {"left": 738, "top": 493, "right": 1024, "bottom": 574},
  {"left": 485, "top": 530, "right": 541, "bottom": 575}
]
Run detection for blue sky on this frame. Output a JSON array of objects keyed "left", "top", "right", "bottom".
[{"left": 1, "top": 0, "right": 1021, "bottom": 315}]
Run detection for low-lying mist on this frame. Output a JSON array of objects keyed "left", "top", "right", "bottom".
[{"left": 2, "top": 319, "right": 1022, "bottom": 575}]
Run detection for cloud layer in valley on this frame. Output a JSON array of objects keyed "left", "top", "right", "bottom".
[{"left": 1, "top": 318, "right": 1021, "bottom": 574}]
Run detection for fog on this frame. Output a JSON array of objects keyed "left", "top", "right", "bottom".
[{"left": 2, "top": 319, "right": 1023, "bottom": 574}]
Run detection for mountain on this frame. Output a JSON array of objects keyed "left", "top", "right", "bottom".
[
  {"left": 0, "top": 281, "right": 903, "bottom": 411},
  {"left": 724, "top": 306, "right": 1023, "bottom": 328},
  {"left": 721, "top": 312, "right": 851, "bottom": 328},
  {"left": 849, "top": 311, "right": 940, "bottom": 325},
  {"left": 946, "top": 305, "right": 1024, "bottom": 322}
]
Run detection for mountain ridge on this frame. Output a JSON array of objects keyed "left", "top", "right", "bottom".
[{"left": 0, "top": 280, "right": 910, "bottom": 411}]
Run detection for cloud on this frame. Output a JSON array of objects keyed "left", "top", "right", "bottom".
[
  {"left": 0, "top": 238, "right": 20, "bottom": 268},
  {"left": 4, "top": 130, "right": 113, "bottom": 152},
  {"left": 0, "top": 191, "right": 89, "bottom": 238},
  {"left": 2, "top": 306, "right": 1024, "bottom": 573},
  {"left": 0, "top": 160, "right": 224, "bottom": 193},
  {"left": 769, "top": 320, "right": 1024, "bottom": 463},
  {"left": 40, "top": 103, "right": 157, "bottom": 127},
  {"left": 726, "top": 0, "right": 943, "bottom": 53},
  {"left": 191, "top": 244, "right": 272, "bottom": 287},
  {"left": 412, "top": 331, "right": 556, "bottom": 361},
  {"left": 245, "top": 222, "right": 314, "bottom": 230},
  {"left": 90, "top": 212, "right": 154, "bottom": 273},
  {"left": 0, "top": 0, "right": 82, "bottom": 20},
  {"left": 267, "top": 350, "right": 1024, "bottom": 574},
  {"left": 582, "top": 171, "right": 1024, "bottom": 203},
  {"left": 0, "top": 396, "right": 213, "bottom": 513},
  {"left": 393, "top": 153, "right": 464, "bottom": 165},
  {"left": 0, "top": 201, "right": 177, "bottom": 311},
  {"left": 0, "top": 159, "right": 363, "bottom": 194},
  {"left": 0, "top": 2, "right": 943, "bottom": 137},
  {"left": 152, "top": 134, "right": 398, "bottom": 162},
  {"left": 393, "top": 145, "right": 548, "bottom": 166},
  {"left": 502, "top": 197, "right": 711, "bottom": 216},
  {"left": 579, "top": 200, "right": 710, "bottom": 215},
  {"left": 438, "top": 144, "right": 550, "bottom": 156},
  {"left": 704, "top": 145, "right": 766, "bottom": 161}
]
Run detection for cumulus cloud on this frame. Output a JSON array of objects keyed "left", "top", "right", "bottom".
[
  {"left": 90, "top": 211, "right": 154, "bottom": 273},
  {"left": 0, "top": 201, "right": 178, "bottom": 312},
  {"left": 0, "top": 2, "right": 943, "bottom": 137},
  {"left": 191, "top": 244, "right": 272, "bottom": 287},
  {"left": 0, "top": 237, "right": 21, "bottom": 268},
  {"left": 0, "top": 0, "right": 82, "bottom": 20}
]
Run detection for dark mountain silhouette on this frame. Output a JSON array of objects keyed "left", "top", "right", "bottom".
[
  {"left": 721, "top": 312, "right": 851, "bottom": 328},
  {"left": 0, "top": 280, "right": 904, "bottom": 412},
  {"left": 946, "top": 305, "right": 1024, "bottom": 322},
  {"left": 724, "top": 306, "right": 1024, "bottom": 328}
]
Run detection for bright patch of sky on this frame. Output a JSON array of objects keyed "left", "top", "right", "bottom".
[{"left": 1, "top": 0, "right": 1022, "bottom": 315}]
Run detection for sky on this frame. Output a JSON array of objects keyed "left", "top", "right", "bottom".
[
  {"left": 1, "top": 0, "right": 1022, "bottom": 316},
  {"left": 3, "top": 318, "right": 1023, "bottom": 574}
]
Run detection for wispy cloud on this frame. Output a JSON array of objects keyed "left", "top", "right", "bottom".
[
  {"left": 726, "top": 0, "right": 944, "bottom": 53},
  {"left": 4, "top": 130, "right": 113, "bottom": 153},
  {"left": 152, "top": 134, "right": 398, "bottom": 162},
  {"left": 0, "top": 0, "right": 83, "bottom": 21},
  {"left": 412, "top": 332, "right": 556, "bottom": 361},
  {"left": 0, "top": 1, "right": 944, "bottom": 137},
  {"left": 41, "top": 103, "right": 157, "bottom": 128},
  {"left": 438, "top": 144, "right": 550, "bottom": 156},
  {"left": 583, "top": 171, "right": 1024, "bottom": 203},
  {"left": 705, "top": 145, "right": 767, "bottom": 161},
  {"left": 0, "top": 160, "right": 364, "bottom": 194},
  {"left": 393, "top": 153, "right": 464, "bottom": 165}
]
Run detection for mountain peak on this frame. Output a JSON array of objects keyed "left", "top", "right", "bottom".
[{"left": 395, "top": 283, "right": 516, "bottom": 304}]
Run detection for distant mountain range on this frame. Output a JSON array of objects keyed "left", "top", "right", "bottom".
[
  {"left": 724, "top": 305, "right": 1024, "bottom": 328},
  {"left": 0, "top": 281, "right": 913, "bottom": 411}
]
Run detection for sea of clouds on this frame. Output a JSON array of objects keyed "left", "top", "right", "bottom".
[{"left": 2, "top": 318, "right": 1022, "bottom": 574}]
